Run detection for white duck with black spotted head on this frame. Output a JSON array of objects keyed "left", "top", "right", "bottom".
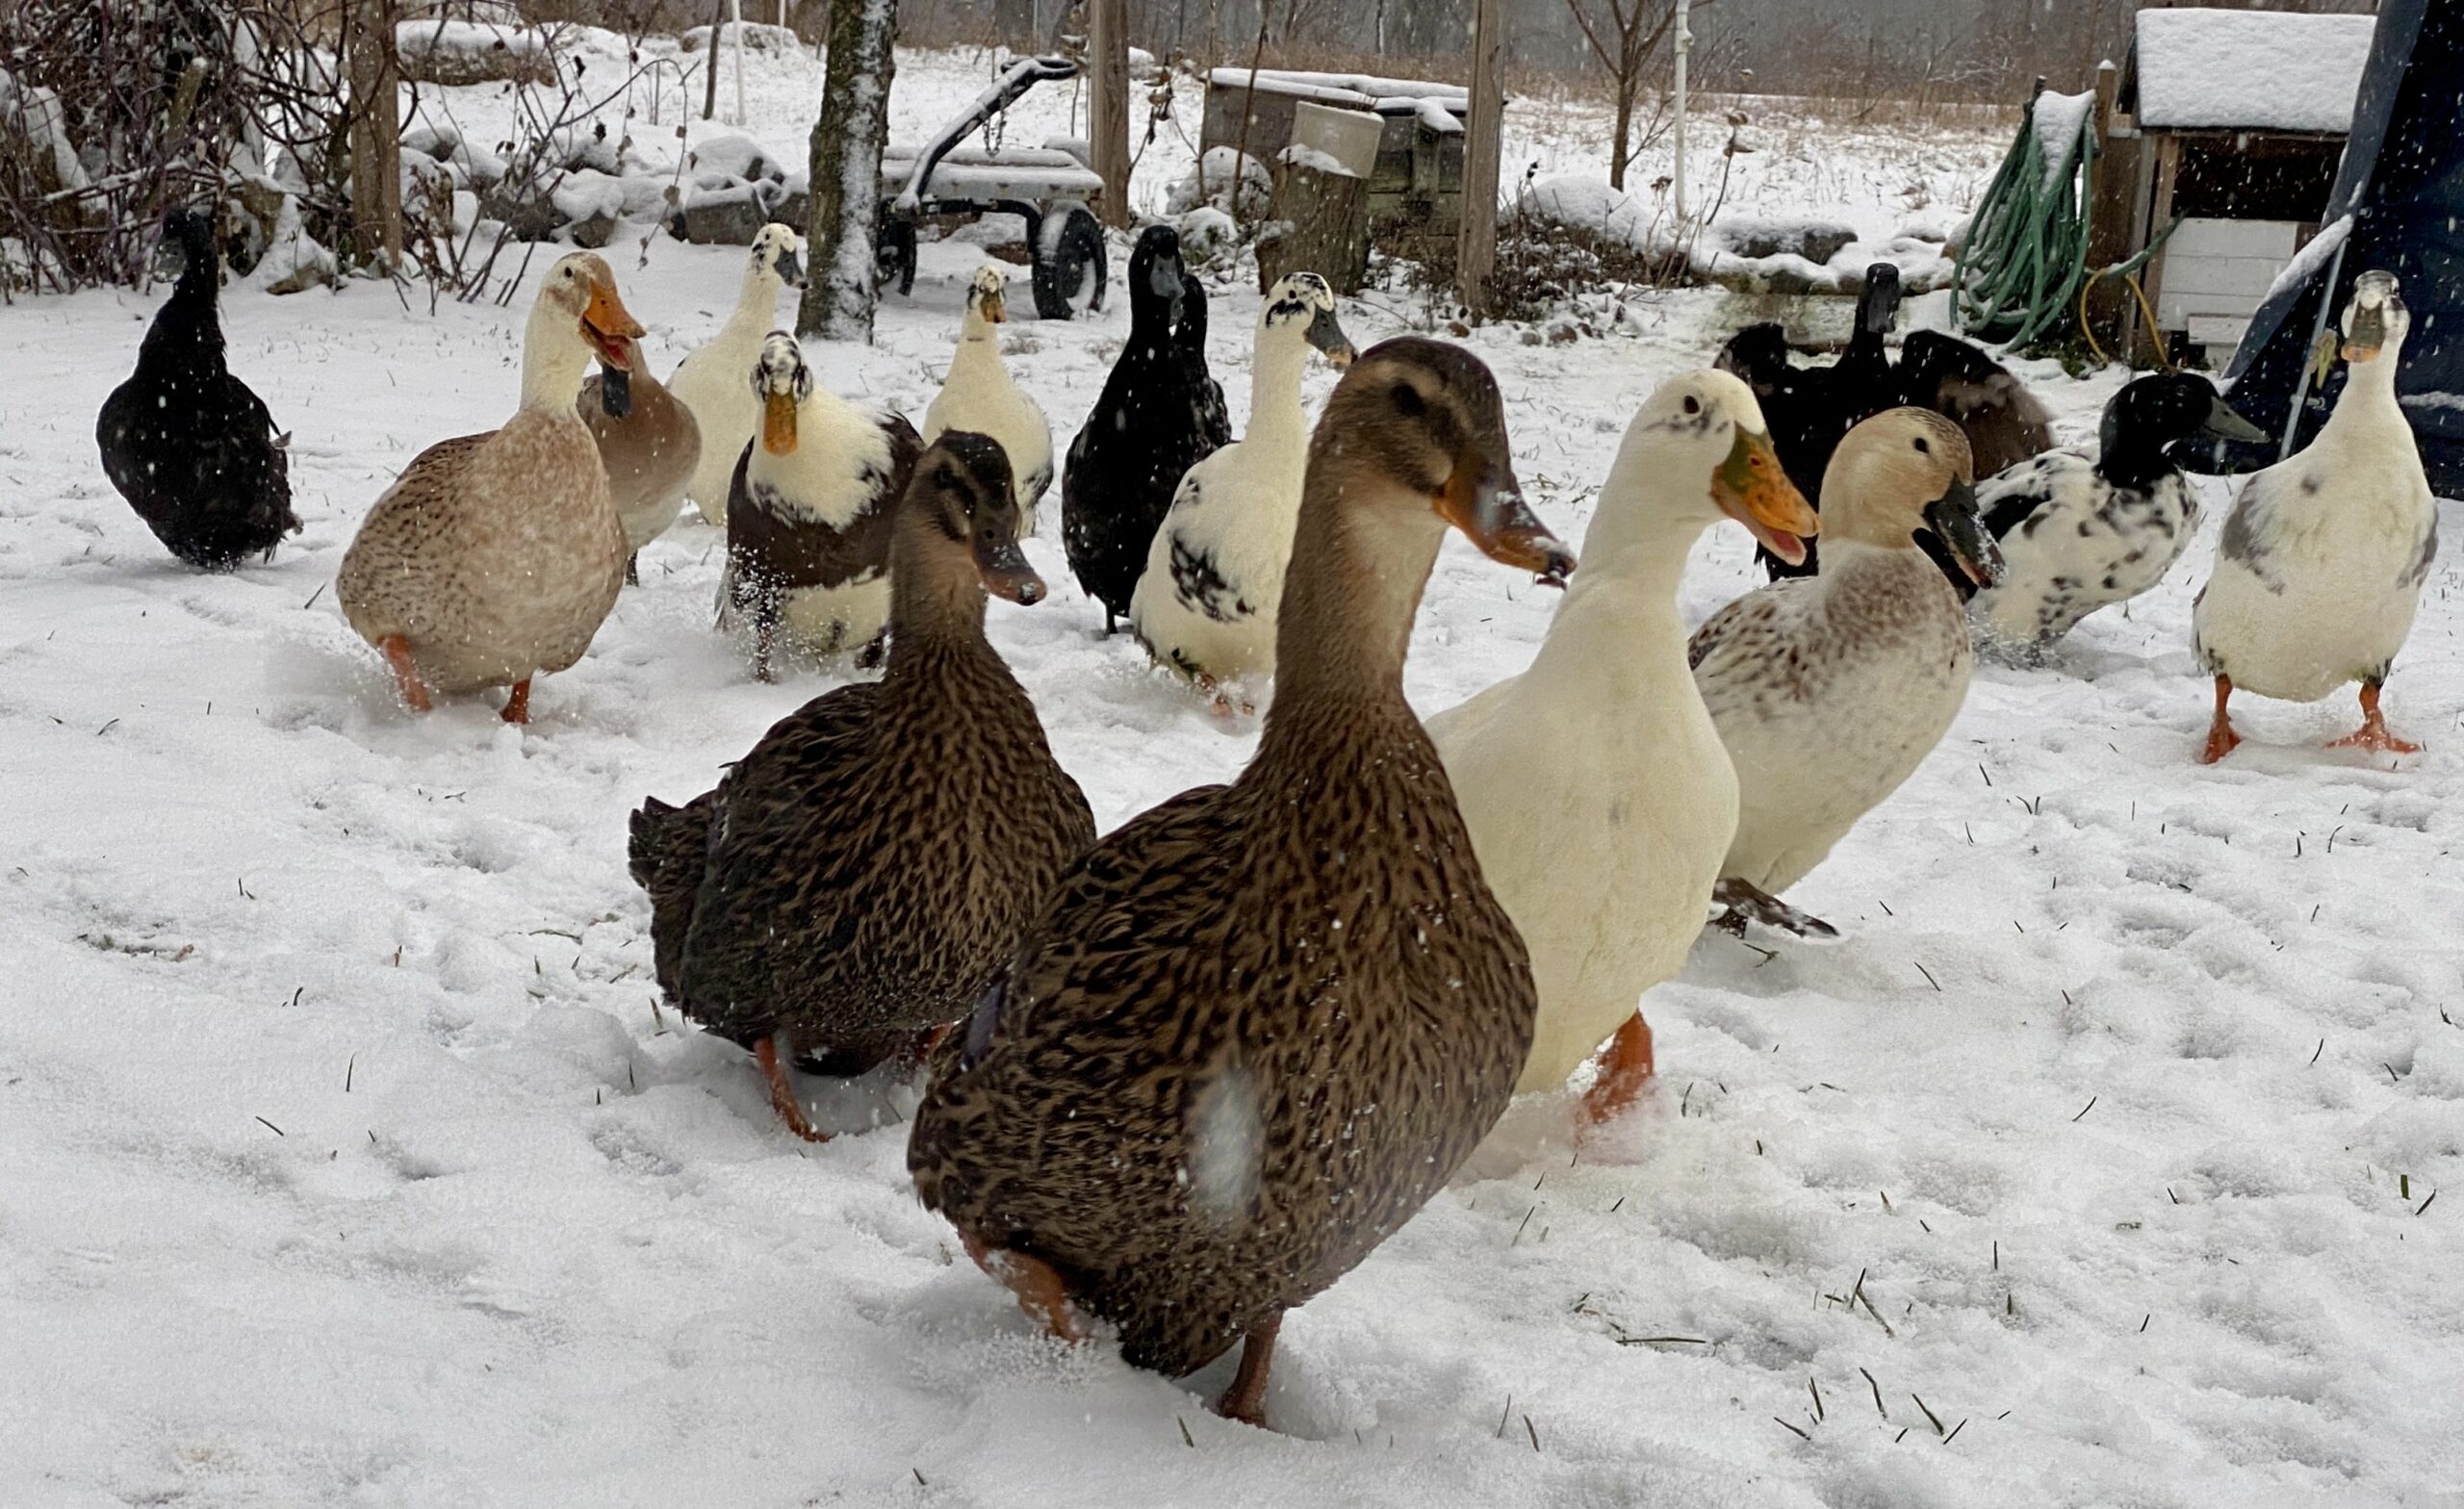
[
  {"left": 923, "top": 266, "right": 1052, "bottom": 533},
  {"left": 2192, "top": 270, "right": 2439, "bottom": 763},
  {"left": 1127, "top": 271, "right": 1356, "bottom": 694}
]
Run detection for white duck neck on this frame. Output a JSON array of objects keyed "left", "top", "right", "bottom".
[
  {"left": 948, "top": 307, "right": 1006, "bottom": 383},
  {"left": 1244, "top": 323, "right": 1311, "bottom": 444},
  {"left": 728, "top": 263, "right": 783, "bottom": 336},
  {"left": 518, "top": 305, "right": 592, "bottom": 415},
  {"left": 2326, "top": 336, "right": 2404, "bottom": 432}
]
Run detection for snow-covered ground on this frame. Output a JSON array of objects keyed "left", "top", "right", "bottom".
[{"left": 4, "top": 40, "right": 2460, "bottom": 1509}]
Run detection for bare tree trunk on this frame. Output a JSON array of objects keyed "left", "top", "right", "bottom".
[
  {"left": 1608, "top": 69, "right": 1633, "bottom": 190},
  {"left": 1455, "top": 0, "right": 1502, "bottom": 316},
  {"left": 1088, "top": 0, "right": 1129, "bottom": 227},
  {"left": 703, "top": 0, "right": 726, "bottom": 120},
  {"left": 800, "top": 0, "right": 898, "bottom": 343},
  {"left": 346, "top": 0, "right": 403, "bottom": 269}
]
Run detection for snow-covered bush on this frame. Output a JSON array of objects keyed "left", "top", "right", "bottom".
[{"left": 1165, "top": 148, "right": 1272, "bottom": 220}]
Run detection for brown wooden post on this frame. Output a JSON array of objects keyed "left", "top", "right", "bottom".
[
  {"left": 2082, "top": 58, "right": 2136, "bottom": 350},
  {"left": 2135, "top": 132, "right": 2183, "bottom": 367},
  {"left": 346, "top": 0, "right": 404, "bottom": 269},
  {"left": 1088, "top": 0, "right": 1132, "bottom": 229},
  {"left": 1455, "top": 0, "right": 1504, "bottom": 315}
]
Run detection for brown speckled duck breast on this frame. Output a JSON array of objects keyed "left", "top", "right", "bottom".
[{"left": 579, "top": 335, "right": 702, "bottom": 562}]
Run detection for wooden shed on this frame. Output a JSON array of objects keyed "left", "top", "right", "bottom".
[
  {"left": 1201, "top": 67, "right": 1471, "bottom": 248},
  {"left": 2091, "top": 4, "right": 2375, "bottom": 366}
]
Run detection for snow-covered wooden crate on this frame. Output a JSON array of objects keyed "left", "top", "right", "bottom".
[{"left": 1201, "top": 68, "right": 1469, "bottom": 239}]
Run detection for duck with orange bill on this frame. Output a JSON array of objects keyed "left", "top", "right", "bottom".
[
  {"left": 910, "top": 338, "right": 1572, "bottom": 1431},
  {"left": 1430, "top": 370, "right": 1817, "bottom": 1125},
  {"left": 335, "top": 251, "right": 640, "bottom": 725},
  {"left": 717, "top": 331, "right": 924, "bottom": 680}
]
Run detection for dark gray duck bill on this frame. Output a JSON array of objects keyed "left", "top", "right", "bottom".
[
  {"left": 1924, "top": 478, "right": 2004, "bottom": 587},
  {"left": 2201, "top": 396, "right": 2268, "bottom": 443},
  {"left": 1305, "top": 305, "right": 1355, "bottom": 363},
  {"left": 775, "top": 246, "right": 806, "bottom": 289},
  {"left": 599, "top": 364, "right": 633, "bottom": 421}
]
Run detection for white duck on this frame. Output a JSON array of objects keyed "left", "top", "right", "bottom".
[
  {"left": 1430, "top": 371, "right": 1817, "bottom": 1121},
  {"left": 717, "top": 332, "right": 924, "bottom": 680},
  {"left": 923, "top": 266, "right": 1052, "bottom": 533},
  {"left": 2193, "top": 270, "right": 2439, "bottom": 763},
  {"left": 1128, "top": 272, "right": 1355, "bottom": 695},
  {"left": 1691, "top": 408, "right": 2002, "bottom": 936},
  {"left": 668, "top": 222, "right": 806, "bottom": 528},
  {"left": 1969, "top": 372, "right": 2264, "bottom": 659}
]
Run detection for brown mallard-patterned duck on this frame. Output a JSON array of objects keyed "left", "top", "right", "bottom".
[
  {"left": 578, "top": 334, "right": 701, "bottom": 583},
  {"left": 907, "top": 338, "right": 1578, "bottom": 1428},
  {"left": 337, "top": 251, "right": 641, "bottom": 724},
  {"left": 629, "top": 430, "right": 1091, "bottom": 1141}
]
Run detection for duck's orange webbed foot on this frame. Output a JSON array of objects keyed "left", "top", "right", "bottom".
[
  {"left": 1580, "top": 1013, "right": 1656, "bottom": 1125},
  {"left": 755, "top": 1034, "right": 831, "bottom": 1143},
  {"left": 961, "top": 1233, "right": 1086, "bottom": 1343},
  {"left": 500, "top": 677, "right": 532, "bottom": 725},
  {"left": 2198, "top": 675, "right": 2240, "bottom": 764},
  {"left": 378, "top": 634, "right": 432, "bottom": 713},
  {"left": 2326, "top": 682, "right": 2418, "bottom": 755}
]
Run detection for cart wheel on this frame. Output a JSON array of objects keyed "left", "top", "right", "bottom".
[
  {"left": 875, "top": 212, "right": 917, "bottom": 297},
  {"left": 1030, "top": 202, "right": 1106, "bottom": 320}
]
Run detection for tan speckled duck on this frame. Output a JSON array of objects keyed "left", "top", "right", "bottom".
[
  {"left": 338, "top": 252, "right": 640, "bottom": 723},
  {"left": 578, "top": 335, "right": 702, "bottom": 581},
  {"left": 629, "top": 431, "right": 1093, "bottom": 1142},
  {"left": 908, "top": 338, "right": 1577, "bottom": 1428}
]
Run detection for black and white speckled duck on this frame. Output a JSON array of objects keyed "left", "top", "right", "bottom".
[
  {"left": 96, "top": 211, "right": 298, "bottom": 570},
  {"left": 630, "top": 431, "right": 1093, "bottom": 1141},
  {"left": 909, "top": 339, "right": 1576, "bottom": 1428},
  {"left": 1061, "top": 225, "right": 1231, "bottom": 634},
  {"left": 1969, "top": 373, "right": 2264, "bottom": 658}
]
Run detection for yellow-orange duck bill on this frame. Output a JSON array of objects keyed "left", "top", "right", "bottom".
[
  {"left": 979, "top": 291, "right": 1008, "bottom": 324},
  {"left": 1715, "top": 424, "right": 1817, "bottom": 566},
  {"left": 761, "top": 390, "right": 798, "bottom": 454},
  {"left": 580, "top": 278, "right": 645, "bottom": 370},
  {"left": 1436, "top": 451, "right": 1577, "bottom": 587}
]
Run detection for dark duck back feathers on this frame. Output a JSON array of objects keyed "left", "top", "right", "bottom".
[
  {"left": 1716, "top": 262, "right": 1904, "bottom": 582},
  {"left": 96, "top": 210, "right": 298, "bottom": 569},
  {"left": 1062, "top": 225, "right": 1231, "bottom": 634},
  {"left": 631, "top": 431, "right": 1094, "bottom": 1131},
  {"left": 909, "top": 338, "right": 1577, "bottom": 1421}
]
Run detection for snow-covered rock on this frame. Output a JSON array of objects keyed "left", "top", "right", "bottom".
[
  {"left": 395, "top": 19, "right": 555, "bottom": 88},
  {"left": 1165, "top": 147, "right": 1271, "bottom": 219}
]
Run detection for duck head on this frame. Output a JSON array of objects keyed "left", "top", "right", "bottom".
[
  {"left": 158, "top": 208, "right": 218, "bottom": 284},
  {"left": 913, "top": 430, "right": 1043, "bottom": 603},
  {"left": 965, "top": 266, "right": 1010, "bottom": 330},
  {"left": 1855, "top": 262, "right": 1902, "bottom": 338},
  {"left": 536, "top": 251, "right": 645, "bottom": 372},
  {"left": 1318, "top": 336, "right": 1575, "bottom": 586},
  {"left": 597, "top": 335, "right": 643, "bottom": 421},
  {"left": 2099, "top": 372, "right": 2266, "bottom": 460},
  {"left": 1130, "top": 224, "right": 1188, "bottom": 330},
  {"left": 749, "top": 222, "right": 807, "bottom": 291},
  {"left": 1261, "top": 271, "right": 1355, "bottom": 368},
  {"left": 1823, "top": 407, "right": 2001, "bottom": 588},
  {"left": 1621, "top": 371, "right": 1817, "bottom": 565},
  {"left": 749, "top": 330, "right": 813, "bottom": 455},
  {"left": 2340, "top": 270, "right": 2405, "bottom": 364}
]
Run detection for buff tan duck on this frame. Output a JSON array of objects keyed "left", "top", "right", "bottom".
[
  {"left": 908, "top": 337, "right": 1577, "bottom": 1428},
  {"left": 579, "top": 334, "right": 702, "bottom": 582},
  {"left": 338, "top": 252, "right": 640, "bottom": 723},
  {"left": 630, "top": 430, "right": 1092, "bottom": 1142}
]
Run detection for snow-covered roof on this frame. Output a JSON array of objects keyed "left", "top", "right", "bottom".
[
  {"left": 1209, "top": 66, "right": 1468, "bottom": 127},
  {"left": 2134, "top": 8, "right": 2374, "bottom": 134}
]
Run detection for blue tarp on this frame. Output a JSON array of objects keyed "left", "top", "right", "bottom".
[{"left": 2221, "top": 0, "right": 2464, "bottom": 496}]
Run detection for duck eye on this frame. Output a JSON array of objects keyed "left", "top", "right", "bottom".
[
  {"left": 1391, "top": 383, "right": 1424, "bottom": 418},
  {"left": 1912, "top": 437, "right": 1932, "bottom": 455},
  {"left": 1682, "top": 395, "right": 1702, "bottom": 416}
]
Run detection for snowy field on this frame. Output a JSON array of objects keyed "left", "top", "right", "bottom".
[{"left": 4, "top": 38, "right": 2461, "bottom": 1509}]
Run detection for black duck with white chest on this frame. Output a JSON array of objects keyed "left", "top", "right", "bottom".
[
  {"left": 629, "top": 430, "right": 1094, "bottom": 1142},
  {"left": 908, "top": 338, "right": 1577, "bottom": 1429},
  {"left": 96, "top": 210, "right": 298, "bottom": 570}
]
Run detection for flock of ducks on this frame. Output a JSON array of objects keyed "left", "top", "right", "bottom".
[{"left": 90, "top": 209, "right": 2442, "bottom": 1427}]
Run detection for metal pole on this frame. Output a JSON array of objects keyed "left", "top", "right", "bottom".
[
  {"left": 731, "top": 0, "right": 747, "bottom": 124},
  {"left": 2278, "top": 238, "right": 2349, "bottom": 462},
  {"left": 1672, "top": 0, "right": 1691, "bottom": 226}
]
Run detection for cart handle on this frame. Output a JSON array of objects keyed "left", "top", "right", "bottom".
[{"left": 893, "top": 55, "right": 1083, "bottom": 217}]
